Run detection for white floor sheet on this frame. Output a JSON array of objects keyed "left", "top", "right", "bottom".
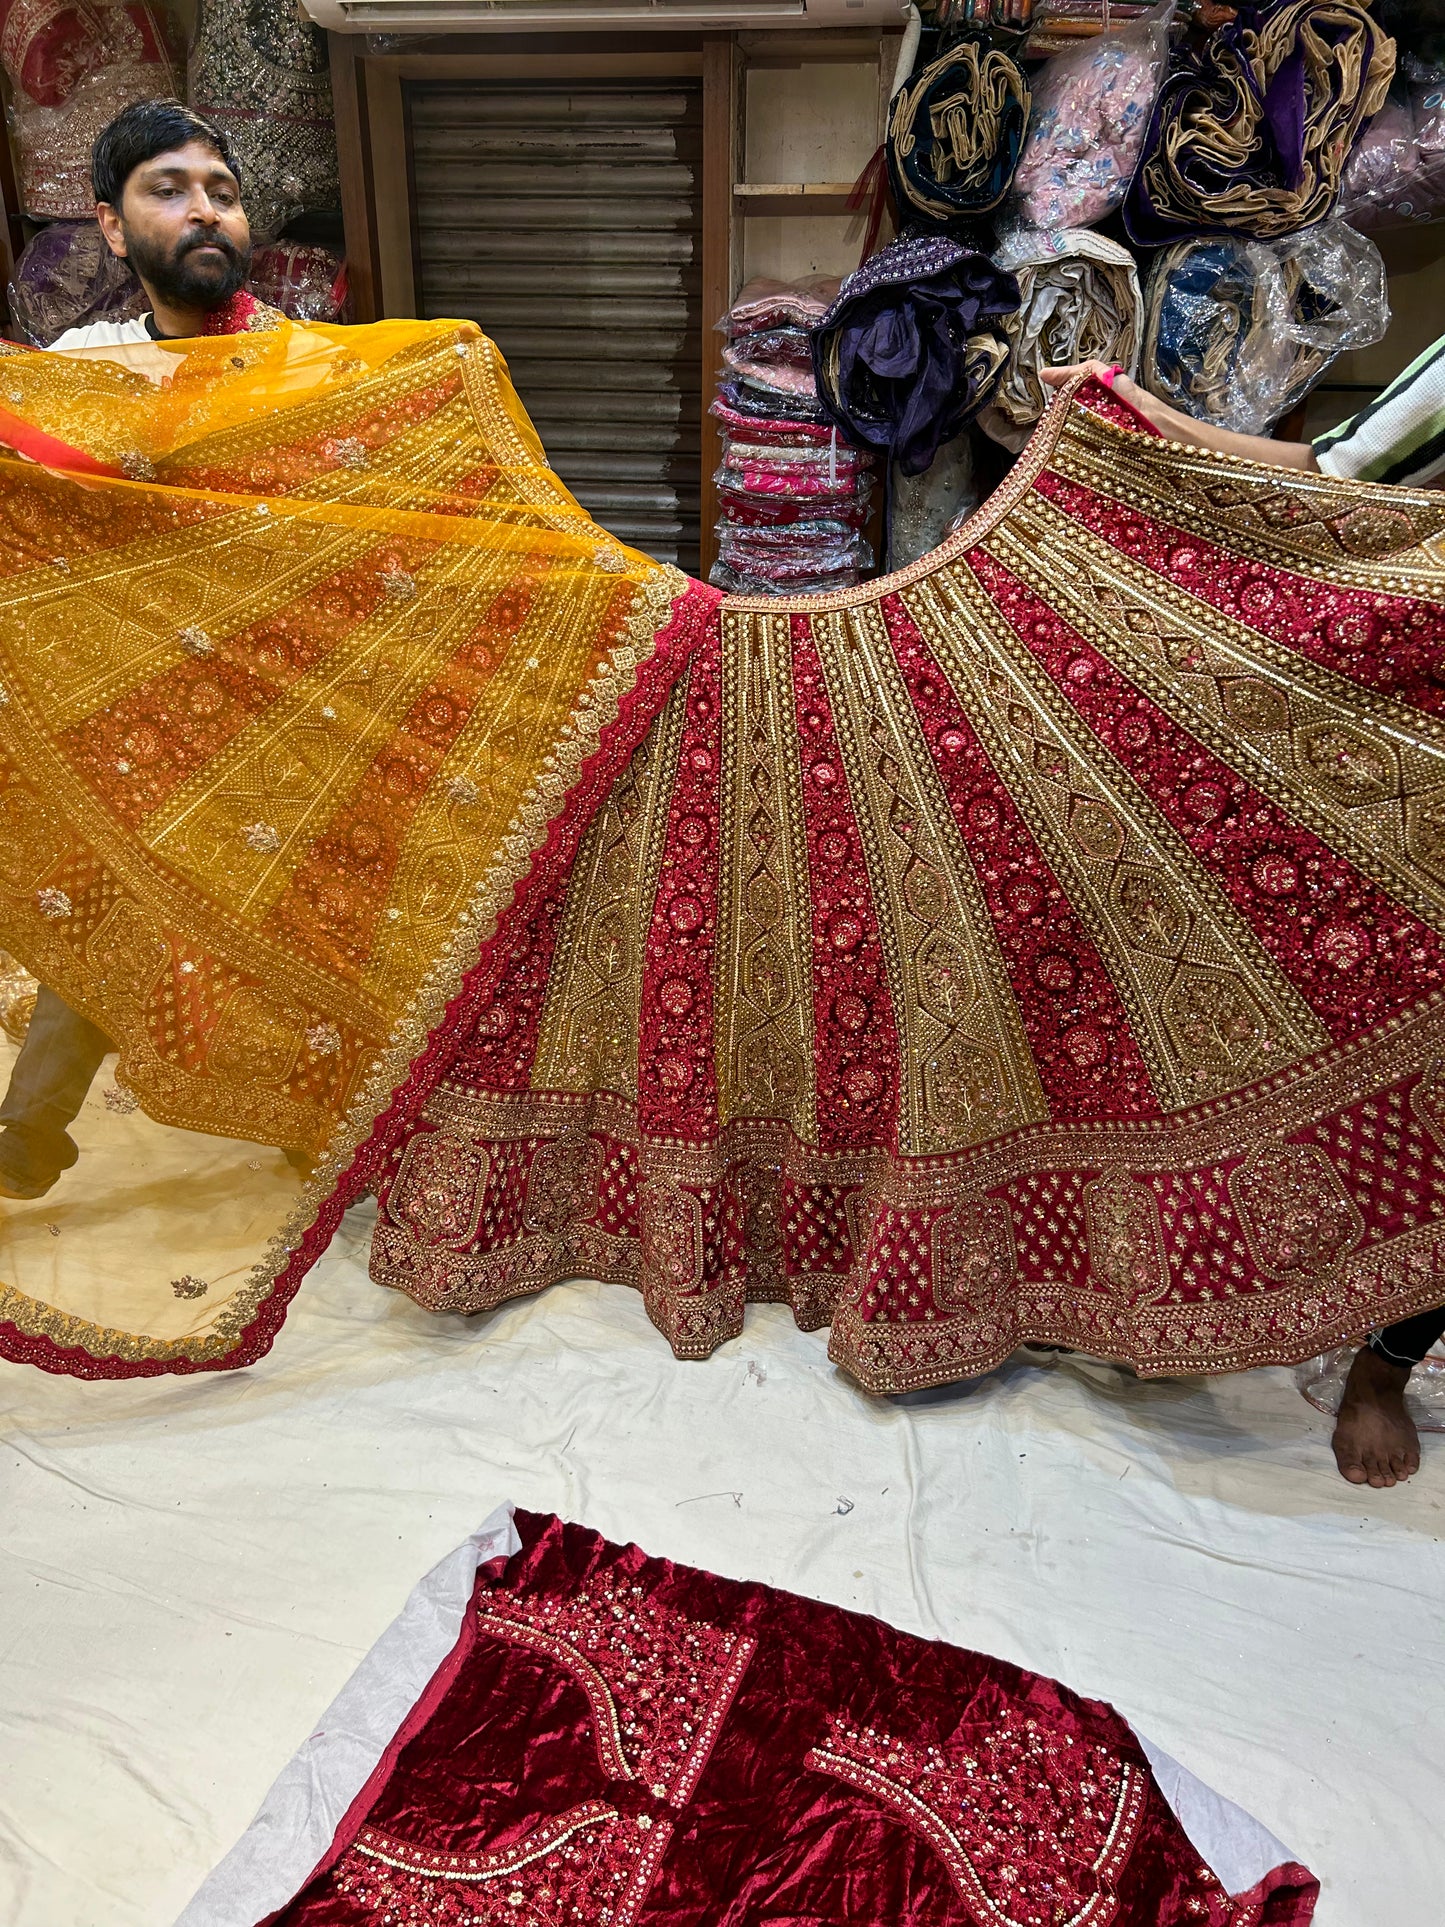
[{"left": 1, "top": 1199, "right": 1441, "bottom": 1926}]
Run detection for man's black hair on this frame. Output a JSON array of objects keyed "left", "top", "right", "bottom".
[{"left": 91, "top": 99, "right": 239, "bottom": 207}]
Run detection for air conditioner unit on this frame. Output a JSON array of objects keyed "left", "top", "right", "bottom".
[{"left": 303, "top": 0, "right": 908, "bottom": 32}]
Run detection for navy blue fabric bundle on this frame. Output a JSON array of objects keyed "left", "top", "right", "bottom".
[{"left": 810, "top": 235, "right": 1019, "bottom": 476}]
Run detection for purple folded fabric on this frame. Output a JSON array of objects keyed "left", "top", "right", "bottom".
[{"left": 810, "top": 233, "right": 1018, "bottom": 475}]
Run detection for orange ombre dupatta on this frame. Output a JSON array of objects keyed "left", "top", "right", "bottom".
[{"left": 0, "top": 316, "right": 714, "bottom": 1376}]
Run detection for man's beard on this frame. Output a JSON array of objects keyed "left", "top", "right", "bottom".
[{"left": 124, "top": 224, "right": 251, "bottom": 311}]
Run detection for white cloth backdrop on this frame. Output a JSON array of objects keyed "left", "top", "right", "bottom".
[{"left": 0, "top": 1198, "right": 1441, "bottom": 1925}]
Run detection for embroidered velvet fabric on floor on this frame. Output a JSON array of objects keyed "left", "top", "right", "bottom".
[{"left": 266, "top": 1509, "right": 1318, "bottom": 1927}]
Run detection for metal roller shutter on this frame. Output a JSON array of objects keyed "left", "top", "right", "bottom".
[{"left": 407, "top": 80, "right": 704, "bottom": 574}]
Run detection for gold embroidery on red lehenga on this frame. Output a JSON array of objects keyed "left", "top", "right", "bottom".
[{"left": 372, "top": 392, "right": 1445, "bottom": 1394}]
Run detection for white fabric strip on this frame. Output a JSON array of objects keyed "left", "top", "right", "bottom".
[
  {"left": 1137, "top": 1734, "right": 1299, "bottom": 1898},
  {"left": 173, "top": 1504, "right": 520, "bottom": 1927}
]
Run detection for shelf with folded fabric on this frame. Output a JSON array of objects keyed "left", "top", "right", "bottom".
[{"left": 733, "top": 183, "right": 857, "bottom": 216}]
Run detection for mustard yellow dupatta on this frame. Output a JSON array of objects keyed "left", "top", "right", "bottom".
[{"left": 0, "top": 316, "right": 708, "bottom": 1375}]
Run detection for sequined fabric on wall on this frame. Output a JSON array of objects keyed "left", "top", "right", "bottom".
[{"left": 187, "top": 0, "right": 339, "bottom": 240}]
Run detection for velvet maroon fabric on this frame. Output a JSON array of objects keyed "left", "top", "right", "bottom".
[{"left": 273, "top": 1510, "right": 1318, "bottom": 1927}]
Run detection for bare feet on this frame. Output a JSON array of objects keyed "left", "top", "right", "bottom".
[{"left": 1331, "top": 1346, "right": 1422, "bottom": 1488}]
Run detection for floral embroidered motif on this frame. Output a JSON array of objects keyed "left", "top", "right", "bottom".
[
  {"left": 807, "top": 1706, "right": 1147, "bottom": 1927},
  {"left": 477, "top": 1570, "right": 755, "bottom": 1806},
  {"left": 387, "top": 1131, "right": 491, "bottom": 1250},
  {"left": 1228, "top": 1142, "right": 1364, "bottom": 1281},
  {"left": 332, "top": 1804, "right": 670, "bottom": 1926},
  {"left": 1084, "top": 1172, "right": 1170, "bottom": 1306},
  {"left": 36, "top": 888, "right": 71, "bottom": 919},
  {"left": 241, "top": 821, "right": 281, "bottom": 854},
  {"left": 170, "top": 1276, "right": 210, "bottom": 1300},
  {"left": 524, "top": 1135, "right": 604, "bottom": 1235},
  {"left": 932, "top": 1197, "right": 1018, "bottom": 1318}
]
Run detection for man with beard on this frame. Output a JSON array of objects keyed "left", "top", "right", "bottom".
[
  {"left": 52, "top": 97, "right": 254, "bottom": 350},
  {"left": 0, "top": 98, "right": 265, "bottom": 1200}
]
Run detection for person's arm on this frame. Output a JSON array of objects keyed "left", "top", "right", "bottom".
[{"left": 1039, "top": 361, "right": 1320, "bottom": 471}]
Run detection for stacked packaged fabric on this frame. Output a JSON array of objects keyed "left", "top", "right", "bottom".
[{"left": 709, "top": 278, "right": 876, "bottom": 597}]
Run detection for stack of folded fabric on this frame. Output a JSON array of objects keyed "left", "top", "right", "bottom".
[{"left": 709, "top": 278, "right": 876, "bottom": 597}]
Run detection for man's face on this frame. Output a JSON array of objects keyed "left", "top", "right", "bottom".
[{"left": 97, "top": 140, "right": 252, "bottom": 310}]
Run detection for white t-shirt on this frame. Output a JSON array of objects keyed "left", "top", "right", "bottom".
[{"left": 48, "top": 315, "right": 153, "bottom": 352}]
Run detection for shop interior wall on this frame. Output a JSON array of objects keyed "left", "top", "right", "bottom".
[{"left": 738, "top": 55, "right": 883, "bottom": 288}]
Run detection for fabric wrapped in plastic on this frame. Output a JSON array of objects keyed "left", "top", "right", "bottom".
[
  {"left": 719, "top": 275, "right": 841, "bottom": 337},
  {"left": 248, "top": 243, "right": 350, "bottom": 324},
  {"left": 710, "top": 396, "right": 847, "bottom": 446},
  {"left": 886, "top": 37, "right": 1031, "bottom": 221},
  {"left": 1141, "top": 220, "right": 1390, "bottom": 434},
  {"left": 0, "top": 0, "right": 180, "bottom": 218},
  {"left": 716, "top": 376, "right": 830, "bottom": 425},
  {"left": 1125, "top": 0, "right": 1396, "bottom": 245},
  {"left": 981, "top": 227, "right": 1144, "bottom": 451},
  {"left": 710, "top": 275, "right": 877, "bottom": 595},
  {"left": 5, "top": 218, "right": 144, "bottom": 345},
  {"left": 1339, "top": 62, "right": 1445, "bottom": 230},
  {"left": 1009, "top": 5, "right": 1173, "bottom": 230},
  {"left": 188, "top": 0, "right": 339, "bottom": 242},
  {"left": 721, "top": 328, "right": 819, "bottom": 401},
  {"left": 811, "top": 233, "right": 1019, "bottom": 477},
  {"left": 718, "top": 520, "right": 871, "bottom": 570}
]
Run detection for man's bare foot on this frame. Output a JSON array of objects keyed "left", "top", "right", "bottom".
[{"left": 1331, "top": 1346, "right": 1421, "bottom": 1488}]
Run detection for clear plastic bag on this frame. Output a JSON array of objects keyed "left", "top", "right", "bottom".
[
  {"left": 717, "top": 377, "right": 830, "bottom": 425},
  {"left": 718, "top": 522, "right": 872, "bottom": 574},
  {"left": 1296, "top": 1344, "right": 1445, "bottom": 1435},
  {"left": 715, "top": 459, "right": 872, "bottom": 505},
  {"left": 718, "top": 276, "right": 841, "bottom": 339},
  {"left": 722, "top": 329, "right": 818, "bottom": 401},
  {"left": 1340, "top": 65, "right": 1445, "bottom": 231},
  {"left": 1008, "top": 2, "right": 1173, "bottom": 230},
  {"left": 1142, "top": 221, "right": 1391, "bottom": 435},
  {"left": 708, "top": 561, "right": 861, "bottom": 597}
]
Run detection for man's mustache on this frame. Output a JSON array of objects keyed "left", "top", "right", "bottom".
[{"left": 175, "top": 230, "right": 243, "bottom": 263}]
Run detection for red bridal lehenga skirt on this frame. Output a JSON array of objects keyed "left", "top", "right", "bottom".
[
  {"left": 3, "top": 332, "right": 1445, "bottom": 1383},
  {"left": 179, "top": 1506, "right": 1319, "bottom": 1926},
  {"left": 367, "top": 385, "right": 1445, "bottom": 1393}
]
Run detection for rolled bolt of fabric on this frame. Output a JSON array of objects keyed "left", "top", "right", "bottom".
[
  {"left": 980, "top": 227, "right": 1144, "bottom": 452},
  {"left": 1124, "top": 0, "right": 1396, "bottom": 246},
  {"left": 887, "top": 36, "right": 1031, "bottom": 221},
  {"left": 811, "top": 232, "right": 1019, "bottom": 477}
]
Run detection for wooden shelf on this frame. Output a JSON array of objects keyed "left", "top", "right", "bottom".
[{"left": 733, "top": 181, "right": 856, "bottom": 215}]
